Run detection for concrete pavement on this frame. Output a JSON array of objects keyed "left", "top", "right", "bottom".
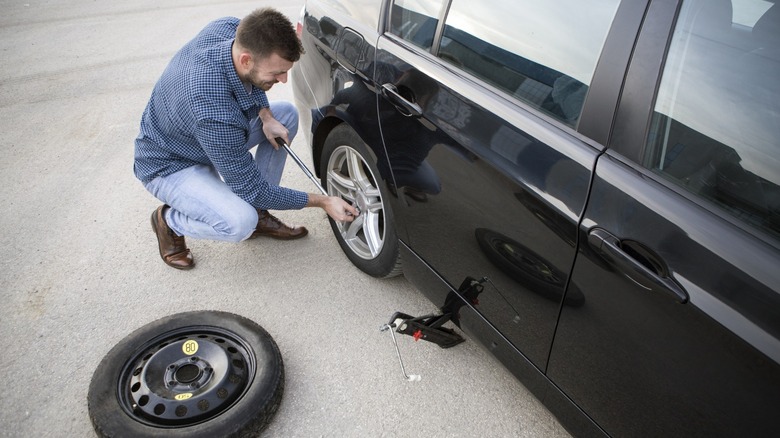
[{"left": 0, "top": 1, "right": 570, "bottom": 436}]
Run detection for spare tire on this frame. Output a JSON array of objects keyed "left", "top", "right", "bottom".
[{"left": 88, "top": 311, "right": 283, "bottom": 437}]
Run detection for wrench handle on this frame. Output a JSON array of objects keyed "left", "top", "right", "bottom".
[{"left": 275, "top": 137, "right": 328, "bottom": 196}]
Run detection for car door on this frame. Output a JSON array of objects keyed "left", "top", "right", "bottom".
[
  {"left": 547, "top": 0, "right": 780, "bottom": 436},
  {"left": 373, "top": 0, "right": 626, "bottom": 369}
]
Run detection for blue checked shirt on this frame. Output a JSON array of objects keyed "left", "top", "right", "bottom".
[{"left": 134, "top": 17, "right": 308, "bottom": 211}]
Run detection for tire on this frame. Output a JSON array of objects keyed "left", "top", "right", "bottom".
[
  {"left": 88, "top": 311, "right": 284, "bottom": 437},
  {"left": 320, "top": 124, "right": 402, "bottom": 278}
]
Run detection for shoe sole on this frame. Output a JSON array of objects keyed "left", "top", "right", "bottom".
[{"left": 250, "top": 229, "right": 309, "bottom": 240}]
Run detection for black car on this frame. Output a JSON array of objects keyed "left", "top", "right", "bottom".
[{"left": 291, "top": 0, "right": 780, "bottom": 436}]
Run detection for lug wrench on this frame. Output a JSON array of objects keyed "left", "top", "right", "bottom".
[
  {"left": 275, "top": 137, "right": 361, "bottom": 216},
  {"left": 275, "top": 137, "right": 328, "bottom": 195}
]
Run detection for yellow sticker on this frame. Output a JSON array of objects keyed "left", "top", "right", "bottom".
[
  {"left": 182, "top": 340, "right": 199, "bottom": 356},
  {"left": 174, "top": 393, "right": 193, "bottom": 401}
]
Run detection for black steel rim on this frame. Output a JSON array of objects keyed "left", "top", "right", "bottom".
[{"left": 116, "top": 325, "right": 257, "bottom": 428}]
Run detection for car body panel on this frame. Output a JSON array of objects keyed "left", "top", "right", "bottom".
[
  {"left": 549, "top": 154, "right": 780, "bottom": 437},
  {"left": 373, "top": 34, "right": 595, "bottom": 369},
  {"left": 291, "top": 0, "right": 780, "bottom": 436},
  {"left": 548, "top": 1, "right": 780, "bottom": 435}
]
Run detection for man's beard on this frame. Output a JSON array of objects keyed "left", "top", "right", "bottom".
[
  {"left": 255, "top": 80, "right": 277, "bottom": 91},
  {"left": 247, "top": 67, "right": 277, "bottom": 91}
]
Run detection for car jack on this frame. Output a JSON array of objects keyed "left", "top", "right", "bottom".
[
  {"left": 380, "top": 311, "right": 466, "bottom": 382},
  {"left": 379, "top": 277, "right": 487, "bottom": 381},
  {"left": 385, "top": 311, "right": 466, "bottom": 348}
]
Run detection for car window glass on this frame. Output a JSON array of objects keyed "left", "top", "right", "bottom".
[
  {"left": 390, "top": 0, "right": 447, "bottom": 50},
  {"left": 320, "top": 0, "right": 384, "bottom": 31},
  {"left": 437, "top": 0, "right": 621, "bottom": 127},
  {"left": 645, "top": 0, "right": 780, "bottom": 240}
]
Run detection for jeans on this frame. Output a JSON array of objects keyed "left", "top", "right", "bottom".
[{"left": 144, "top": 101, "right": 299, "bottom": 242}]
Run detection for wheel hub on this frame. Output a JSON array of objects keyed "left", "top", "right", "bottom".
[{"left": 166, "top": 357, "right": 211, "bottom": 389}]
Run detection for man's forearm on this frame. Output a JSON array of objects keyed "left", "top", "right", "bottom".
[
  {"left": 259, "top": 106, "right": 274, "bottom": 122},
  {"left": 306, "top": 193, "right": 327, "bottom": 208}
]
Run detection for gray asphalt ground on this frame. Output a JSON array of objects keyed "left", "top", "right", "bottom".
[{"left": 0, "top": 1, "right": 570, "bottom": 436}]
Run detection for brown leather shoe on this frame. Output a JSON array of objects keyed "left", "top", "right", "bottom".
[
  {"left": 151, "top": 205, "right": 194, "bottom": 270},
  {"left": 251, "top": 210, "right": 308, "bottom": 240}
]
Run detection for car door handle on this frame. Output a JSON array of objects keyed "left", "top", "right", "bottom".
[
  {"left": 588, "top": 228, "right": 689, "bottom": 304},
  {"left": 381, "top": 83, "right": 423, "bottom": 117}
]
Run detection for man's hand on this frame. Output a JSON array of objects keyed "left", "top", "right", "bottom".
[
  {"left": 259, "top": 107, "right": 288, "bottom": 150},
  {"left": 307, "top": 194, "right": 359, "bottom": 222}
]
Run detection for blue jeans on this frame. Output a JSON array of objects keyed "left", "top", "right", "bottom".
[{"left": 144, "top": 101, "right": 299, "bottom": 242}]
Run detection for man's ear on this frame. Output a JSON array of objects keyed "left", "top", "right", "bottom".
[{"left": 238, "top": 52, "right": 253, "bottom": 71}]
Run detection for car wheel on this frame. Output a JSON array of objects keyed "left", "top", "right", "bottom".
[
  {"left": 321, "top": 124, "right": 402, "bottom": 278},
  {"left": 88, "top": 311, "right": 284, "bottom": 437}
]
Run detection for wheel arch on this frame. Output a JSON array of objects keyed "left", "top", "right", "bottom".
[
  {"left": 312, "top": 115, "right": 343, "bottom": 178},
  {"left": 312, "top": 113, "right": 380, "bottom": 179}
]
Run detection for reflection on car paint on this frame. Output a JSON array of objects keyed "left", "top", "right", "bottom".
[
  {"left": 475, "top": 228, "right": 585, "bottom": 307},
  {"left": 430, "top": 90, "right": 472, "bottom": 130}
]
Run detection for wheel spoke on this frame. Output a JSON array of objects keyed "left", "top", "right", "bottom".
[
  {"left": 363, "top": 195, "right": 383, "bottom": 214},
  {"left": 362, "top": 210, "right": 383, "bottom": 257},
  {"left": 342, "top": 214, "right": 364, "bottom": 241},
  {"left": 341, "top": 212, "right": 380, "bottom": 258},
  {"left": 341, "top": 217, "right": 368, "bottom": 257},
  {"left": 327, "top": 168, "right": 357, "bottom": 202},
  {"left": 345, "top": 149, "right": 375, "bottom": 193}
]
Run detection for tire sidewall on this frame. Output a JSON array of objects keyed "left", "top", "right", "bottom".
[{"left": 88, "top": 311, "right": 283, "bottom": 438}]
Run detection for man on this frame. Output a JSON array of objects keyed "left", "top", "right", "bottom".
[{"left": 134, "top": 8, "right": 357, "bottom": 270}]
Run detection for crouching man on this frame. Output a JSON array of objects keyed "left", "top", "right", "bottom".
[{"left": 134, "top": 8, "right": 356, "bottom": 269}]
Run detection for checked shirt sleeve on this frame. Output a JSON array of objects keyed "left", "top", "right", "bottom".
[
  {"left": 191, "top": 91, "right": 308, "bottom": 211},
  {"left": 135, "top": 18, "right": 308, "bottom": 211}
]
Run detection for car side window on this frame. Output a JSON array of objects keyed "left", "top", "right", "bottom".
[
  {"left": 437, "top": 0, "right": 621, "bottom": 127},
  {"left": 645, "top": 0, "right": 780, "bottom": 240},
  {"left": 390, "top": 0, "right": 447, "bottom": 50}
]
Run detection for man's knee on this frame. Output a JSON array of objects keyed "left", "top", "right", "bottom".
[{"left": 216, "top": 205, "right": 258, "bottom": 242}]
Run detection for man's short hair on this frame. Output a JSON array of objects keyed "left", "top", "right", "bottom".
[{"left": 236, "top": 8, "right": 304, "bottom": 62}]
